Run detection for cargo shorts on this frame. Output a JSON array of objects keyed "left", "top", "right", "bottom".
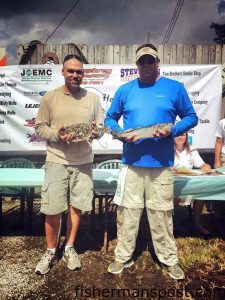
[
  {"left": 121, "top": 166, "right": 174, "bottom": 210},
  {"left": 40, "top": 162, "right": 93, "bottom": 215}
]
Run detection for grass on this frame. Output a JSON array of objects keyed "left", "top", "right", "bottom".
[{"left": 177, "top": 237, "right": 225, "bottom": 271}]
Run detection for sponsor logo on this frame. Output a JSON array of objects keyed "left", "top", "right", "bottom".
[
  {"left": 23, "top": 91, "right": 47, "bottom": 96},
  {"left": 24, "top": 118, "right": 36, "bottom": 128},
  {"left": 25, "top": 103, "right": 40, "bottom": 108},
  {"left": 120, "top": 68, "right": 139, "bottom": 81},
  {"left": 24, "top": 91, "right": 39, "bottom": 96},
  {"left": 39, "top": 91, "right": 47, "bottom": 96},
  {"left": 21, "top": 69, "right": 52, "bottom": 77},
  {"left": 82, "top": 68, "right": 112, "bottom": 85},
  {"left": 26, "top": 132, "right": 45, "bottom": 143},
  {"left": 20, "top": 68, "right": 52, "bottom": 84},
  {"left": 24, "top": 118, "right": 45, "bottom": 144}
]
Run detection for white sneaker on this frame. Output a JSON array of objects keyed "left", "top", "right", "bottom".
[
  {"left": 107, "top": 260, "right": 134, "bottom": 274},
  {"left": 165, "top": 264, "right": 185, "bottom": 280},
  {"left": 63, "top": 247, "right": 81, "bottom": 271},
  {"left": 35, "top": 250, "right": 57, "bottom": 275}
]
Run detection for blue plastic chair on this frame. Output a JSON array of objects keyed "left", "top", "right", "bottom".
[
  {"left": 96, "top": 159, "right": 121, "bottom": 170},
  {"left": 0, "top": 158, "right": 35, "bottom": 230}
]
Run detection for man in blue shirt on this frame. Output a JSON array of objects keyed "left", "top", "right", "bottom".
[{"left": 105, "top": 43, "right": 198, "bottom": 280}]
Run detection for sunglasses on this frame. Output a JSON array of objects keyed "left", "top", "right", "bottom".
[
  {"left": 66, "top": 69, "right": 83, "bottom": 75},
  {"left": 137, "top": 55, "right": 156, "bottom": 66}
]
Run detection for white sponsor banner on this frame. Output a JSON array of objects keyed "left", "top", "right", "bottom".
[{"left": 0, "top": 64, "right": 222, "bottom": 154}]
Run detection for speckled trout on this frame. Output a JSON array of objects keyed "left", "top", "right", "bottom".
[
  {"left": 58, "top": 122, "right": 173, "bottom": 142},
  {"left": 58, "top": 123, "right": 105, "bottom": 142},
  {"left": 114, "top": 122, "right": 173, "bottom": 139}
]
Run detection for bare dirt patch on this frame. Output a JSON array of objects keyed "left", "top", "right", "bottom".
[{"left": 0, "top": 199, "right": 225, "bottom": 299}]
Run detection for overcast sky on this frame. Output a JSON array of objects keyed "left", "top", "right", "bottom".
[{"left": 0, "top": 0, "right": 223, "bottom": 64}]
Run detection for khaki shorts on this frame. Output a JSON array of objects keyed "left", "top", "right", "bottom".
[
  {"left": 121, "top": 166, "right": 174, "bottom": 210},
  {"left": 40, "top": 162, "right": 93, "bottom": 215}
]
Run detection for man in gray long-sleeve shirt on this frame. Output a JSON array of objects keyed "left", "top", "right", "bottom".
[{"left": 35, "top": 54, "right": 103, "bottom": 275}]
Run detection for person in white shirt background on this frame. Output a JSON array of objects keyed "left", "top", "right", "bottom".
[
  {"left": 213, "top": 118, "right": 225, "bottom": 218},
  {"left": 174, "top": 132, "right": 211, "bottom": 236},
  {"left": 214, "top": 118, "right": 225, "bottom": 168}
]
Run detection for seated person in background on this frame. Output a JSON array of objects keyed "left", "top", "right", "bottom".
[
  {"left": 174, "top": 132, "right": 211, "bottom": 235},
  {"left": 214, "top": 118, "right": 225, "bottom": 168}
]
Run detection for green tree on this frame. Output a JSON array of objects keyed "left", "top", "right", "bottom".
[{"left": 210, "top": 22, "right": 225, "bottom": 44}]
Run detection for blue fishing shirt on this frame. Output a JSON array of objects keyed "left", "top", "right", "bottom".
[{"left": 104, "top": 77, "right": 198, "bottom": 168}]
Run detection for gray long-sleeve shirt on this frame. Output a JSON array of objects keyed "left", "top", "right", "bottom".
[{"left": 35, "top": 86, "right": 103, "bottom": 165}]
